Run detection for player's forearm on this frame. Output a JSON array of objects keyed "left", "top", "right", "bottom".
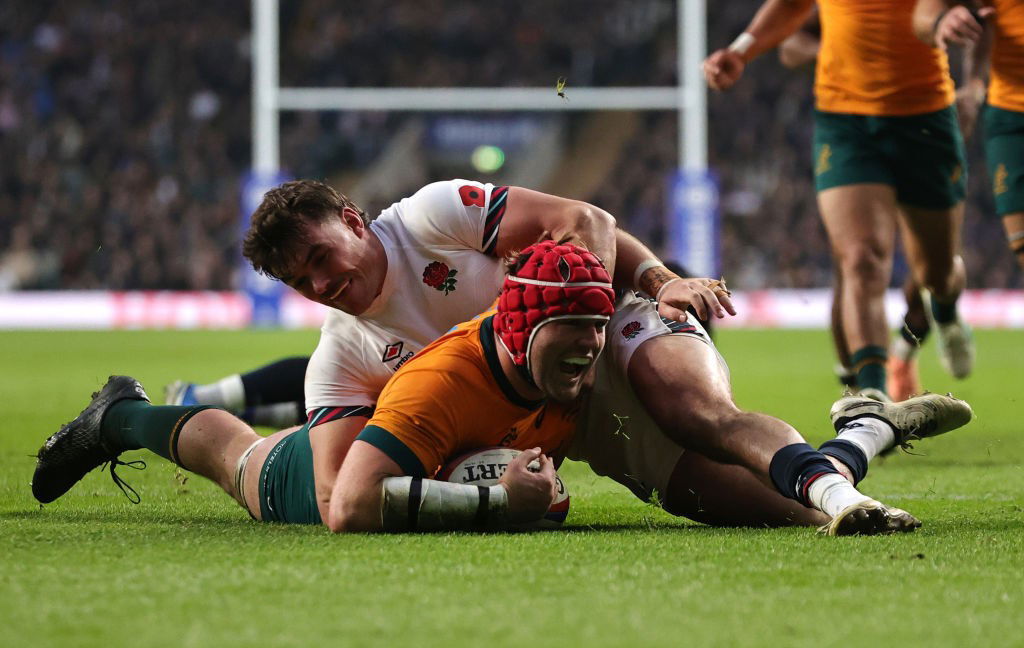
[
  {"left": 736, "top": 0, "right": 817, "bottom": 62},
  {"left": 778, "top": 30, "right": 819, "bottom": 68},
  {"left": 379, "top": 477, "right": 509, "bottom": 532},
  {"left": 498, "top": 188, "right": 616, "bottom": 273},
  {"left": 327, "top": 474, "right": 512, "bottom": 533},
  {"left": 613, "top": 229, "right": 681, "bottom": 298}
]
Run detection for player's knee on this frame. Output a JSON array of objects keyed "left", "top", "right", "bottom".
[{"left": 839, "top": 244, "right": 889, "bottom": 290}]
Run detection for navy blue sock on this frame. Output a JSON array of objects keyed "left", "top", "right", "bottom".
[
  {"left": 930, "top": 297, "right": 958, "bottom": 325},
  {"left": 819, "top": 439, "right": 868, "bottom": 485},
  {"left": 240, "top": 356, "right": 309, "bottom": 408},
  {"left": 769, "top": 443, "right": 843, "bottom": 506},
  {"left": 900, "top": 317, "right": 930, "bottom": 346}
]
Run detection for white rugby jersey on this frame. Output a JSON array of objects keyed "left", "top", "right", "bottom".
[{"left": 304, "top": 179, "right": 509, "bottom": 411}]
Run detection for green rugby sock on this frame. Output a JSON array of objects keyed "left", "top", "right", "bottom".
[
  {"left": 850, "top": 345, "right": 887, "bottom": 393},
  {"left": 855, "top": 363, "right": 886, "bottom": 393},
  {"left": 101, "top": 400, "right": 213, "bottom": 465}
]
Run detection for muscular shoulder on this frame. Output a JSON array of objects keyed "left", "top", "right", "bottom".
[{"left": 384, "top": 179, "right": 503, "bottom": 253}]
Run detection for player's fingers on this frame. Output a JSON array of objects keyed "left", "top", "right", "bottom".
[
  {"left": 705, "top": 70, "right": 723, "bottom": 90},
  {"left": 535, "top": 453, "right": 555, "bottom": 479},
  {"left": 717, "top": 292, "right": 738, "bottom": 316},
  {"left": 696, "top": 288, "right": 724, "bottom": 319},
  {"left": 533, "top": 455, "right": 557, "bottom": 500},
  {"left": 947, "top": 11, "right": 982, "bottom": 42},
  {"left": 663, "top": 304, "right": 691, "bottom": 324},
  {"left": 958, "top": 19, "right": 983, "bottom": 41},
  {"left": 513, "top": 447, "right": 542, "bottom": 471},
  {"left": 978, "top": 7, "right": 995, "bottom": 19}
]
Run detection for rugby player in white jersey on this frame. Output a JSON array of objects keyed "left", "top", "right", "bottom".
[{"left": 33, "top": 180, "right": 974, "bottom": 534}]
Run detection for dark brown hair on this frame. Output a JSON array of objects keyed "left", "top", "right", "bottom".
[{"left": 242, "top": 179, "right": 367, "bottom": 280}]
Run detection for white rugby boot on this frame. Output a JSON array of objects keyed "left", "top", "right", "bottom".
[
  {"left": 818, "top": 499, "right": 921, "bottom": 536},
  {"left": 830, "top": 392, "right": 973, "bottom": 450},
  {"left": 922, "top": 290, "right": 975, "bottom": 379},
  {"left": 856, "top": 387, "right": 892, "bottom": 404}
]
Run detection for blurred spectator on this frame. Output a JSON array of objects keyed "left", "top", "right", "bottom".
[{"left": 0, "top": 1, "right": 1017, "bottom": 291}]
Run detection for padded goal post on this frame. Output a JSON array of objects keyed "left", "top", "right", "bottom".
[{"left": 246, "top": 0, "right": 718, "bottom": 322}]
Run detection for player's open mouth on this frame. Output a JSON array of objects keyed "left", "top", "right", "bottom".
[{"left": 560, "top": 357, "right": 591, "bottom": 377}]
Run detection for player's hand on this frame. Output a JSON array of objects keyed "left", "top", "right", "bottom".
[
  {"left": 703, "top": 49, "right": 746, "bottom": 91},
  {"left": 956, "top": 81, "right": 986, "bottom": 140},
  {"left": 499, "top": 448, "right": 556, "bottom": 524},
  {"left": 934, "top": 6, "right": 994, "bottom": 50},
  {"left": 656, "top": 277, "right": 737, "bottom": 323}
]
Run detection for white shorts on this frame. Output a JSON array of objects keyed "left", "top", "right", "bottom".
[{"left": 567, "top": 292, "right": 728, "bottom": 501}]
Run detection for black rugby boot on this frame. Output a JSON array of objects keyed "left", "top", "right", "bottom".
[{"left": 32, "top": 375, "right": 149, "bottom": 503}]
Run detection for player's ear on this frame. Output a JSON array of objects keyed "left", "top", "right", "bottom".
[{"left": 341, "top": 207, "right": 364, "bottom": 234}]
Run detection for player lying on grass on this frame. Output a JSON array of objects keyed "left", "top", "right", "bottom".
[
  {"left": 33, "top": 241, "right": 974, "bottom": 534},
  {"left": 163, "top": 259, "right": 712, "bottom": 430}
]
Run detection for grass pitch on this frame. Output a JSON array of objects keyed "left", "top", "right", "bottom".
[{"left": 1, "top": 328, "right": 1021, "bottom": 647}]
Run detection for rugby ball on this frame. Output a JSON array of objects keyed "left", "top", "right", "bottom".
[{"left": 438, "top": 447, "right": 570, "bottom": 528}]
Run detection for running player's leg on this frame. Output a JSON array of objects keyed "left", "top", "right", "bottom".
[
  {"left": 829, "top": 264, "right": 857, "bottom": 390},
  {"left": 983, "top": 105, "right": 1024, "bottom": 270},
  {"left": 33, "top": 375, "right": 265, "bottom": 508},
  {"left": 1004, "top": 213, "right": 1024, "bottom": 270},
  {"left": 818, "top": 183, "right": 899, "bottom": 397},
  {"left": 888, "top": 273, "right": 929, "bottom": 400},
  {"left": 889, "top": 104, "right": 972, "bottom": 379},
  {"left": 898, "top": 204, "right": 973, "bottom": 378},
  {"left": 166, "top": 356, "right": 309, "bottom": 427}
]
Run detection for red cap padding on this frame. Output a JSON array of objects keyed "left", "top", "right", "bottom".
[{"left": 496, "top": 240, "right": 615, "bottom": 369}]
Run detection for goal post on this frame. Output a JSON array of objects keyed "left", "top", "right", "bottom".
[{"left": 247, "top": 0, "right": 717, "bottom": 321}]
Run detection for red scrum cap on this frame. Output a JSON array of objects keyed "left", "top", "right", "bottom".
[{"left": 496, "top": 240, "right": 616, "bottom": 370}]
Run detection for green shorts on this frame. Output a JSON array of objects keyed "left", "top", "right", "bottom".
[
  {"left": 813, "top": 107, "right": 967, "bottom": 209},
  {"left": 982, "top": 104, "right": 1024, "bottom": 216},
  {"left": 258, "top": 424, "right": 321, "bottom": 524}
]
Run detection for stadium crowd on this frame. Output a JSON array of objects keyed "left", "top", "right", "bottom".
[{"left": 1, "top": 0, "right": 1018, "bottom": 292}]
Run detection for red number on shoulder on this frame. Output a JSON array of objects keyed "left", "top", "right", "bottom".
[{"left": 458, "top": 185, "right": 486, "bottom": 207}]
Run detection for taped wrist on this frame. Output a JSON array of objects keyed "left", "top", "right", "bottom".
[
  {"left": 728, "top": 32, "right": 755, "bottom": 56},
  {"left": 632, "top": 259, "right": 664, "bottom": 291},
  {"left": 381, "top": 476, "right": 508, "bottom": 532}
]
